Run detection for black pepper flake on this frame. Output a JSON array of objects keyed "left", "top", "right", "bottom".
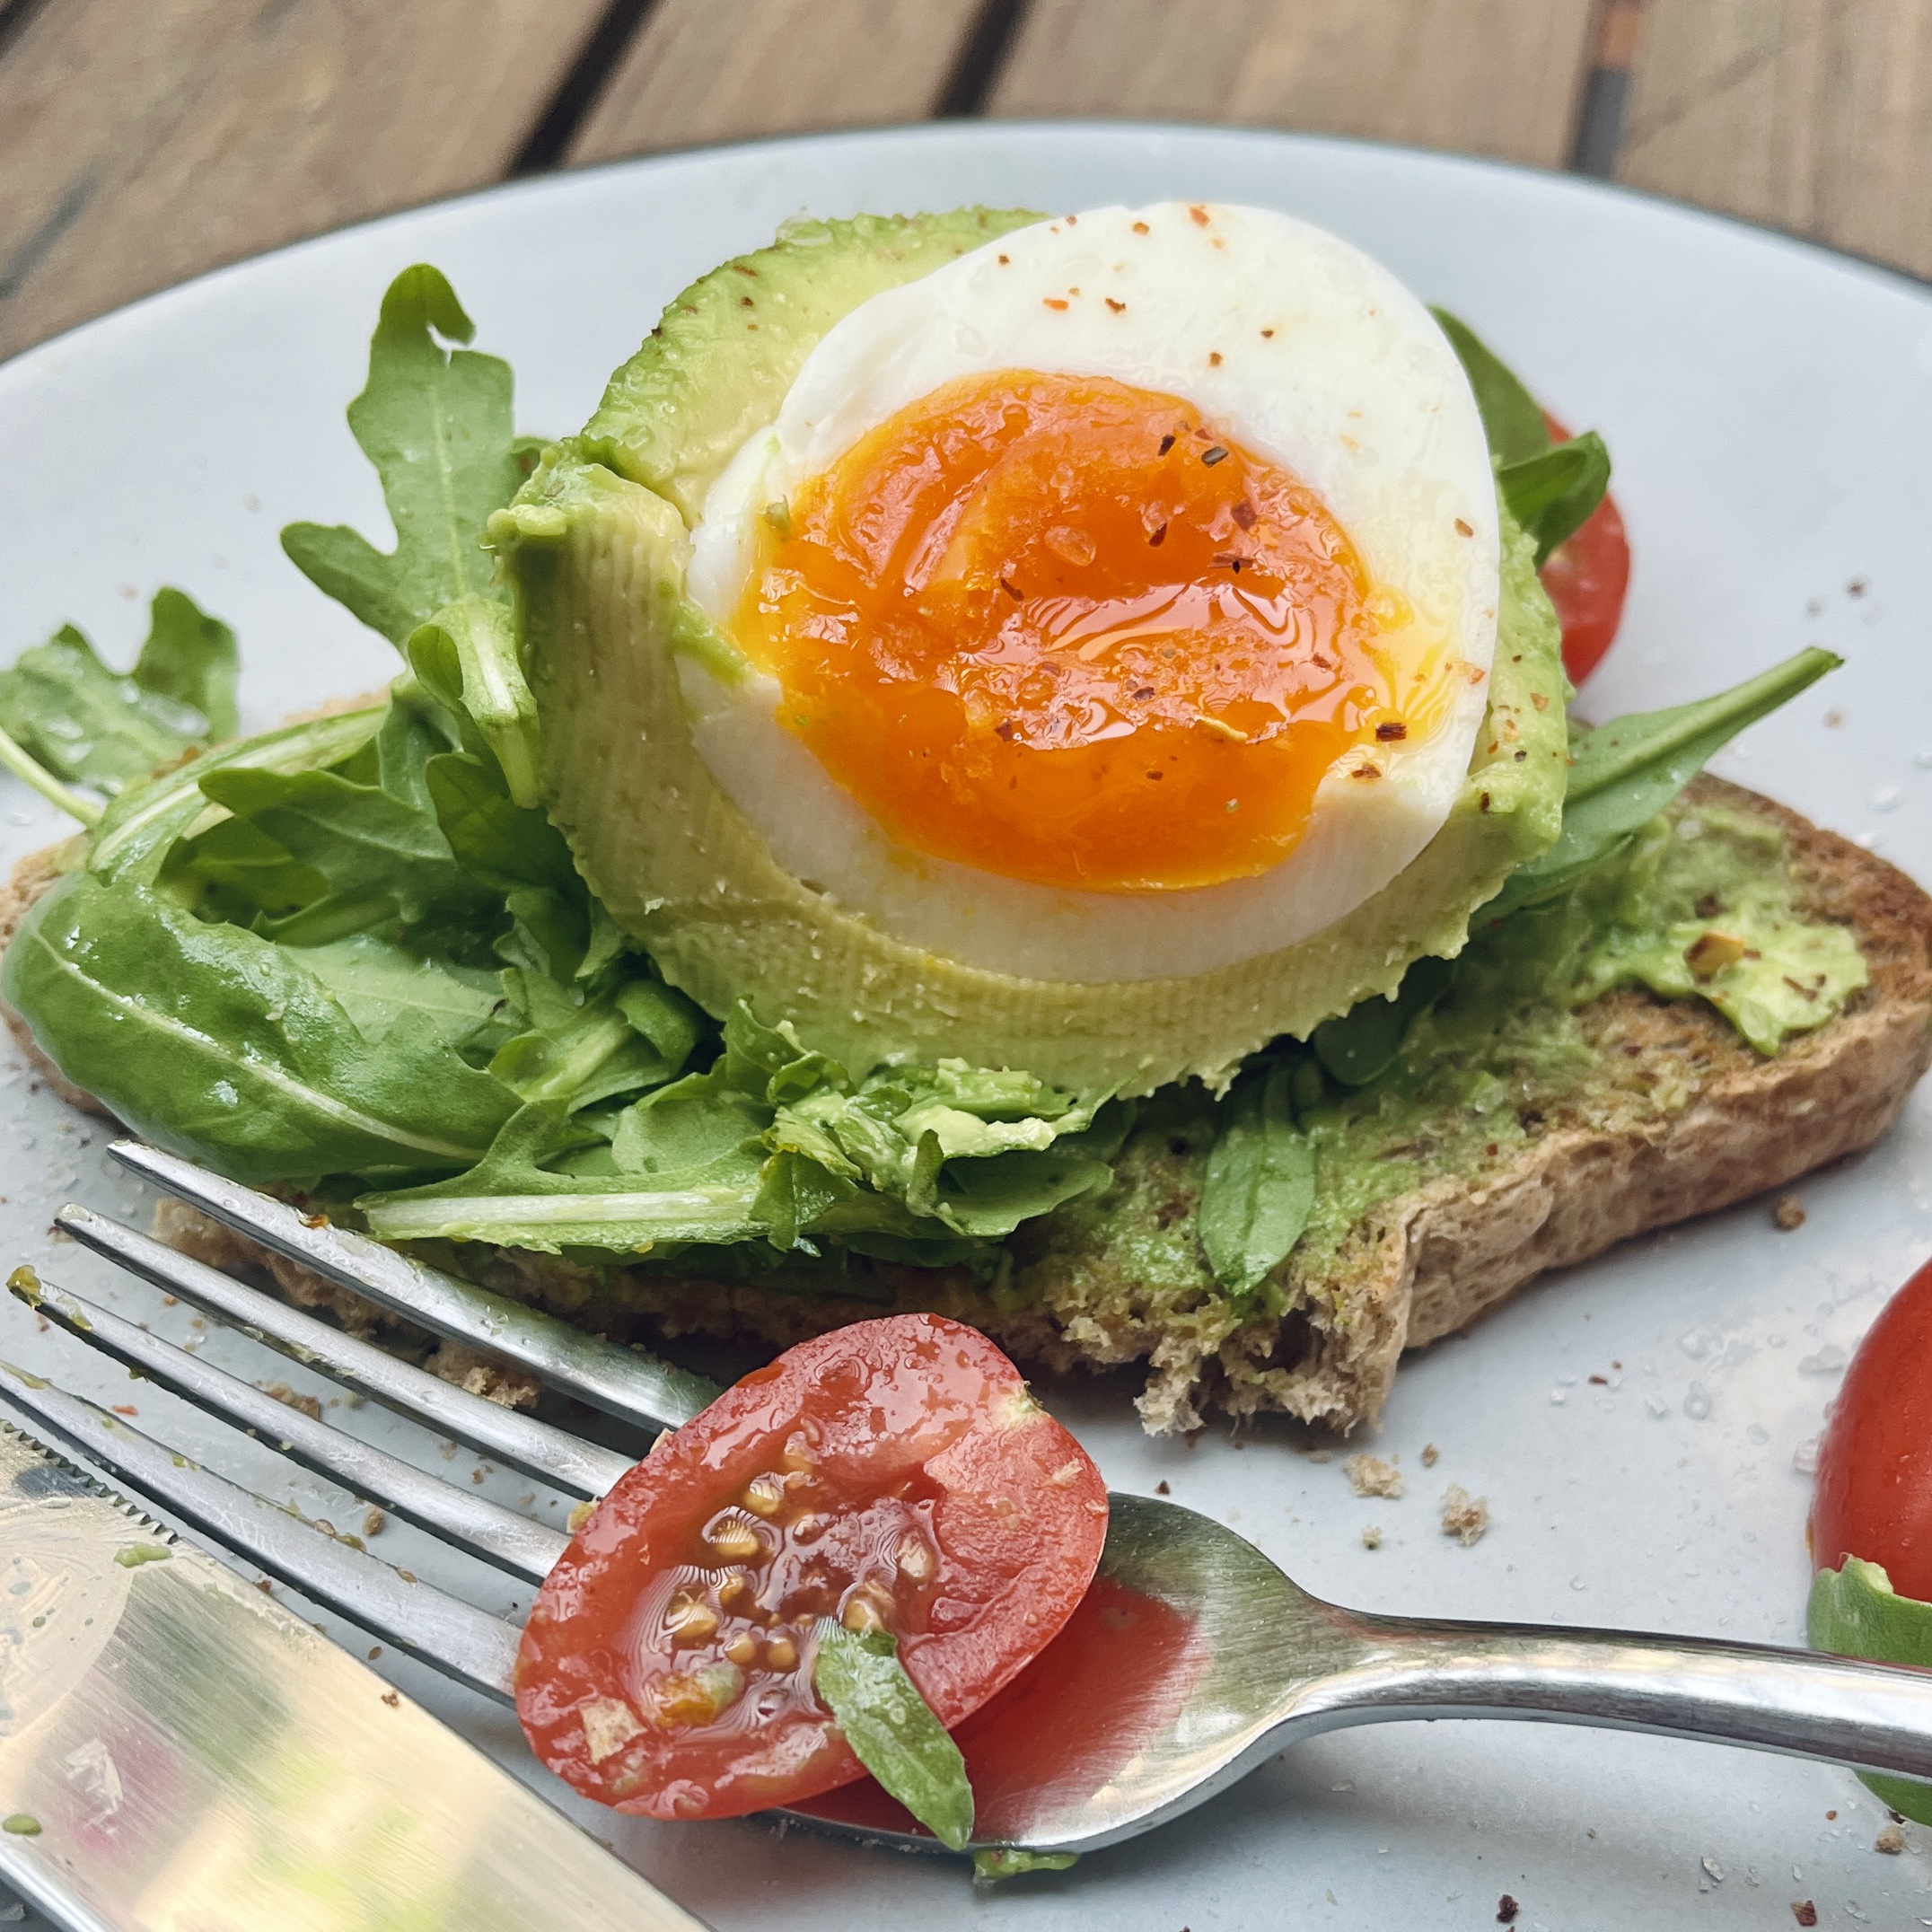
[
  {"left": 1213, "top": 553, "right": 1248, "bottom": 571},
  {"left": 1375, "top": 721, "right": 1408, "bottom": 742},
  {"left": 1479, "top": 790, "right": 1492, "bottom": 812},
  {"left": 1000, "top": 577, "right": 1023, "bottom": 601},
  {"left": 740, "top": 295, "right": 754, "bottom": 307},
  {"left": 1202, "top": 445, "right": 1229, "bottom": 465},
  {"left": 1146, "top": 769, "right": 1164, "bottom": 781},
  {"left": 1231, "top": 500, "right": 1256, "bottom": 530},
  {"left": 1157, "top": 434, "right": 1176, "bottom": 456},
  {"left": 1147, "top": 523, "right": 1167, "bottom": 548}
]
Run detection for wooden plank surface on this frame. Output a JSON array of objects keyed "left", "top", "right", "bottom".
[
  {"left": 988, "top": 0, "right": 1599, "bottom": 171},
  {"left": 0, "top": 0, "right": 609, "bottom": 362},
  {"left": 1620, "top": 0, "right": 1932, "bottom": 277},
  {"left": 566, "top": 0, "right": 985, "bottom": 164}
]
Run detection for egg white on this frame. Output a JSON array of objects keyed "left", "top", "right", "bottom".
[{"left": 679, "top": 201, "right": 1500, "bottom": 986}]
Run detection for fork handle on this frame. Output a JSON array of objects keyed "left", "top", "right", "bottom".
[{"left": 1311, "top": 1612, "right": 1932, "bottom": 1783}]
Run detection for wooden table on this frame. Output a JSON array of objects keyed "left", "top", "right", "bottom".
[{"left": 1, "top": 0, "right": 1927, "bottom": 364}]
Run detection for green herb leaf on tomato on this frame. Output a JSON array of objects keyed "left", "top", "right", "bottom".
[
  {"left": 1808, "top": 1558, "right": 1932, "bottom": 1824},
  {"left": 812, "top": 1619, "right": 975, "bottom": 1851},
  {"left": 280, "top": 266, "right": 534, "bottom": 647}
]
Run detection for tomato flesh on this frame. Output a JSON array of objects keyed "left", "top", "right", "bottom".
[
  {"left": 1812, "top": 1255, "right": 1932, "bottom": 1602},
  {"left": 1537, "top": 410, "right": 1630, "bottom": 688},
  {"left": 514, "top": 1313, "right": 1110, "bottom": 1820}
]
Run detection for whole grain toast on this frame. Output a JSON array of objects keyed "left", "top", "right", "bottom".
[{"left": 7, "top": 774, "right": 1929, "bottom": 1436}]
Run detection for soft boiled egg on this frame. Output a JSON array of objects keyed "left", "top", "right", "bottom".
[{"left": 680, "top": 201, "right": 1499, "bottom": 985}]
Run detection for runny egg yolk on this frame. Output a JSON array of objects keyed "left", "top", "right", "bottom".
[{"left": 733, "top": 370, "right": 1451, "bottom": 892}]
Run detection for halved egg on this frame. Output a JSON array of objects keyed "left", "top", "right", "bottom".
[{"left": 680, "top": 201, "right": 1498, "bottom": 984}]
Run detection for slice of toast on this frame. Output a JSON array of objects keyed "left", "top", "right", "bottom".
[{"left": 8, "top": 775, "right": 1930, "bottom": 1435}]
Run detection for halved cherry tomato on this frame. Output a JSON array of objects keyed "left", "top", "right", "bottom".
[
  {"left": 514, "top": 1313, "right": 1110, "bottom": 1821},
  {"left": 1539, "top": 409, "right": 1631, "bottom": 687},
  {"left": 1811, "top": 1255, "right": 1932, "bottom": 1602}
]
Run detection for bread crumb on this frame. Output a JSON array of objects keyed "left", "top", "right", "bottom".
[
  {"left": 1155, "top": 1480, "right": 1171, "bottom": 1495},
  {"left": 362, "top": 1508, "right": 386, "bottom": 1538},
  {"left": 261, "top": 1382, "right": 322, "bottom": 1423},
  {"left": 1420, "top": 1443, "right": 1440, "bottom": 1467},
  {"left": 1495, "top": 1896, "right": 1518, "bottom": 1925},
  {"left": 1344, "top": 1453, "right": 1403, "bottom": 1499},
  {"left": 1441, "top": 1484, "right": 1490, "bottom": 1545},
  {"left": 1306, "top": 1449, "right": 1331, "bottom": 1464},
  {"left": 1773, "top": 1194, "right": 1807, "bottom": 1231},
  {"left": 1361, "top": 1524, "right": 1383, "bottom": 1550},
  {"left": 1875, "top": 1823, "right": 1905, "bottom": 1854}
]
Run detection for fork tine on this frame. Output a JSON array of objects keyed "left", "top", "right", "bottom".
[
  {"left": 109, "top": 1140, "right": 719, "bottom": 1431},
  {"left": 15, "top": 1270, "right": 570, "bottom": 1583},
  {"left": 55, "top": 1202, "right": 636, "bottom": 1498},
  {"left": 0, "top": 1370, "right": 521, "bottom": 1700}
]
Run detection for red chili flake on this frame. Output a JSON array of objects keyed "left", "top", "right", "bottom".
[
  {"left": 112, "top": 1404, "right": 138, "bottom": 1417},
  {"left": 997, "top": 253, "right": 1010, "bottom": 265},
  {"left": 1496, "top": 1899, "right": 1519, "bottom": 1926},
  {"left": 1188, "top": 204, "right": 1210, "bottom": 227},
  {"left": 1208, "top": 350, "right": 1223, "bottom": 366},
  {"left": 1147, "top": 523, "right": 1167, "bottom": 548},
  {"left": 1231, "top": 500, "right": 1256, "bottom": 530},
  {"left": 994, "top": 719, "right": 1016, "bottom": 741},
  {"left": 1132, "top": 686, "right": 1155, "bottom": 700},
  {"left": 1146, "top": 770, "right": 1164, "bottom": 781},
  {"left": 1043, "top": 296, "right": 1069, "bottom": 311},
  {"left": 1157, "top": 434, "right": 1176, "bottom": 456},
  {"left": 732, "top": 262, "right": 758, "bottom": 277},
  {"left": 1213, "top": 553, "right": 1248, "bottom": 572},
  {"left": 1202, "top": 446, "right": 1228, "bottom": 465},
  {"left": 1065, "top": 214, "right": 1077, "bottom": 224},
  {"left": 1588, "top": 1374, "right": 1608, "bottom": 1385},
  {"left": 1454, "top": 517, "right": 1474, "bottom": 537},
  {"left": 1000, "top": 577, "right": 1023, "bottom": 600},
  {"left": 739, "top": 295, "right": 753, "bottom": 307},
  {"left": 1792, "top": 1906, "right": 1818, "bottom": 1928},
  {"left": 1260, "top": 327, "right": 1275, "bottom": 338},
  {"left": 1479, "top": 790, "right": 1492, "bottom": 813},
  {"left": 1375, "top": 721, "right": 1408, "bottom": 742},
  {"left": 1132, "top": 220, "right": 1150, "bottom": 234},
  {"left": 1105, "top": 297, "right": 1126, "bottom": 312}
]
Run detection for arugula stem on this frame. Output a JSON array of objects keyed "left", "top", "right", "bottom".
[{"left": 0, "top": 722, "right": 102, "bottom": 827}]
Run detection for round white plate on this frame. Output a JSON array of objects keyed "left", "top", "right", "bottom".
[{"left": 4, "top": 124, "right": 1932, "bottom": 1931}]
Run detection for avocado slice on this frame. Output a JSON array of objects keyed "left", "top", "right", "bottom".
[{"left": 494, "top": 211, "right": 1568, "bottom": 1096}]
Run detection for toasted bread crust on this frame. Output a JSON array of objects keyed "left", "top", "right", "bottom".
[{"left": 9, "top": 775, "right": 1930, "bottom": 1434}]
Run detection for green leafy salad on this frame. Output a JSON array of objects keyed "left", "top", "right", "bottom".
[{"left": 0, "top": 253, "right": 1851, "bottom": 1324}]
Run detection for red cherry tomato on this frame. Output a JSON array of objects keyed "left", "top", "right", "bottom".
[
  {"left": 514, "top": 1313, "right": 1109, "bottom": 1821},
  {"left": 1811, "top": 1255, "right": 1932, "bottom": 1601},
  {"left": 1539, "top": 410, "right": 1631, "bottom": 687}
]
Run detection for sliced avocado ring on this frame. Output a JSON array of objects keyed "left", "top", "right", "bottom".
[{"left": 495, "top": 210, "right": 1568, "bottom": 1095}]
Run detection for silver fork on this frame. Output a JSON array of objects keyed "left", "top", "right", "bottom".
[{"left": 8, "top": 1136, "right": 1932, "bottom": 1863}]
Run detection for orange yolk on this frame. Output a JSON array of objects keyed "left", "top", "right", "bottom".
[{"left": 733, "top": 369, "right": 1443, "bottom": 893}]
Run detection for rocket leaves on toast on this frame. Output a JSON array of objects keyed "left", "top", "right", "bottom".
[
  {"left": 281, "top": 266, "right": 533, "bottom": 647},
  {"left": 0, "top": 870, "right": 517, "bottom": 1185},
  {"left": 1198, "top": 1058, "right": 1317, "bottom": 1302},
  {"left": 0, "top": 590, "right": 238, "bottom": 814}
]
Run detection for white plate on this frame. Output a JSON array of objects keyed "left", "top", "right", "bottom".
[{"left": 4, "top": 124, "right": 1932, "bottom": 1930}]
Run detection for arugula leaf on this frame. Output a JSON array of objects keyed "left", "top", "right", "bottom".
[
  {"left": 408, "top": 594, "right": 540, "bottom": 807},
  {"left": 357, "top": 1102, "right": 767, "bottom": 1251},
  {"left": 133, "top": 585, "right": 240, "bottom": 739},
  {"left": 88, "top": 704, "right": 385, "bottom": 884},
  {"left": 281, "top": 267, "right": 528, "bottom": 646},
  {"left": 1489, "top": 646, "right": 1842, "bottom": 918},
  {"left": 295, "top": 931, "right": 512, "bottom": 1057},
  {"left": 1432, "top": 310, "right": 1611, "bottom": 558},
  {"left": 1429, "top": 308, "right": 1550, "bottom": 467},
  {"left": 0, "top": 590, "right": 235, "bottom": 800},
  {"left": 1313, "top": 955, "right": 1454, "bottom": 1086},
  {"left": 1199, "top": 1059, "right": 1316, "bottom": 1299},
  {"left": 1498, "top": 432, "right": 1611, "bottom": 566},
  {"left": 189, "top": 763, "right": 496, "bottom": 947},
  {"left": 812, "top": 1620, "right": 974, "bottom": 1852},
  {"left": 0, "top": 871, "right": 516, "bottom": 1185}
]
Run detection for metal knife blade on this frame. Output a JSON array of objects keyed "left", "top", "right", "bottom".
[{"left": 0, "top": 1409, "right": 708, "bottom": 1932}]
